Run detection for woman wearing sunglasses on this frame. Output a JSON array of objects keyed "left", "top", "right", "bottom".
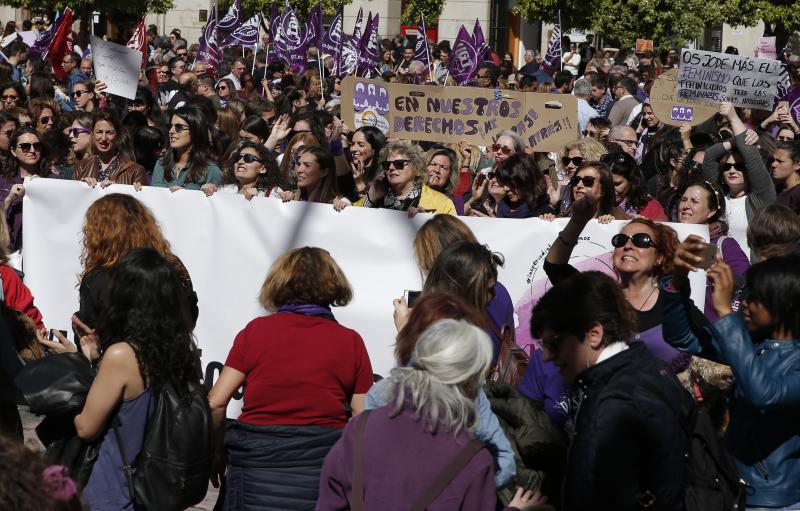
[
  {"left": 543, "top": 194, "right": 701, "bottom": 372},
  {"left": 541, "top": 161, "right": 629, "bottom": 222},
  {"left": 152, "top": 105, "right": 223, "bottom": 191},
  {"left": 29, "top": 98, "right": 59, "bottom": 135},
  {"left": 353, "top": 142, "right": 456, "bottom": 215},
  {"left": 551, "top": 138, "right": 607, "bottom": 215},
  {"left": 664, "top": 247, "right": 800, "bottom": 510},
  {"left": 73, "top": 111, "right": 146, "bottom": 188},
  {"left": 71, "top": 80, "right": 96, "bottom": 113},
  {"left": 215, "top": 78, "right": 238, "bottom": 108},
  {"left": 68, "top": 112, "right": 93, "bottom": 166},
  {"left": 470, "top": 153, "right": 552, "bottom": 219},
  {"left": 0, "top": 127, "right": 59, "bottom": 251},
  {"left": 602, "top": 151, "right": 666, "bottom": 221},
  {"left": 702, "top": 102, "right": 776, "bottom": 256},
  {"left": 211, "top": 140, "right": 282, "bottom": 200}
]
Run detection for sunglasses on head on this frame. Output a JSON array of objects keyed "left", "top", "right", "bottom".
[
  {"left": 381, "top": 159, "right": 410, "bottom": 171},
  {"left": 721, "top": 162, "right": 747, "bottom": 173},
  {"left": 491, "top": 144, "right": 513, "bottom": 155},
  {"left": 611, "top": 233, "right": 656, "bottom": 249},
  {"left": 569, "top": 175, "right": 597, "bottom": 188},
  {"left": 562, "top": 156, "right": 584, "bottom": 167},
  {"left": 69, "top": 127, "right": 90, "bottom": 137},
  {"left": 233, "top": 153, "right": 262, "bottom": 164},
  {"left": 16, "top": 142, "right": 42, "bottom": 153}
]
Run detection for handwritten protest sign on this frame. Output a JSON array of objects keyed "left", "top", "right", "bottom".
[
  {"left": 650, "top": 69, "right": 718, "bottom": 127},
  {"left": 677, "top": 48, "right": 782, "bottom": 110},
  {"left": 757, "top": 37, "right": 777, "bottom": 60},
  {"left": 90, "top": 37, "right": 141, "bottom": 100},
  {"left": 341, "top": 77, "right": 578, "bottom": 152},
  {"left": 635, "top": 39, "right": 654, "bottom": 53}
]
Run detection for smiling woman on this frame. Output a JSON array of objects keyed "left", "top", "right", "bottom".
[{"left": 72, "top": 111, "right": 146, "bottom": 188}]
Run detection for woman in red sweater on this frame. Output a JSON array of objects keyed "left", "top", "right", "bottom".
[
  {"left": 208, "top": 246, "right": 373, "bottom": 510},
  {"left": 601, "top": 151, "right": 667, "bottom": 221}
]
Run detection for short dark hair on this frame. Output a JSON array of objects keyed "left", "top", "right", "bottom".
[
  {"left": 554, "top": 70, "right": 573, "bottom": 88},
  {"left": 590, "top": 74, "right": 609, "bottom": 90},
  {"left": 477, "top": 63, "right": 500, "bottom": 86},
  {"left": 494, "top": 153, "right": 547, "bottom": 206},
  {"left": 618, "top": 77, "right": 638, "bottom": 96},
  {"left": 518, "top": 75, "right": 537, "bottom": 89},
  {"left": 746, "top": 255, "right": 800, "bottom": 338}
]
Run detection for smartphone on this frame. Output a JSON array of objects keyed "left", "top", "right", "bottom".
[
  {"left": 471, "top": 200, "right": 489, "bottom": 215},
  {"left": 697, "top": 243, "right": 717, "bottom": 270},
  {"left": 403, "top": 290, "right": 421, "bottom": 308}
]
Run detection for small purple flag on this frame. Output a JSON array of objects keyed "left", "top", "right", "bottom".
[
  {"left": 543, "top": 12, "right": 562, "bottom": 74},
  {"left": 217, "top": 0, "right": 243, "bottom": 37},
  {"left": 196, "top": 3, "right": 221, "bottom": 72},
  {"left": 339, "top": 34, "right": 359, "bottom": 77},
  {"left": 281, "top": 2, "right": 305, "bottom": 72},
  {"left": 267, "top": 2, "right": 284, "bottom": 65},
  {"left": 447, "top": 25, "right": 479, "bottom": 85},
  {"left": 222, "top": 13, "right": 261, "bottom": 47},
  {"left": 321, "top": 3, "right": 343, "bottom": 71},
  {"left": 351, "top": 7, "right": 364, "bottom": 47},
  {"left": 357, "top": 12, "right": 379, "bottom": 76},
  {"left": 472, "top": 19, "right": 492, "bottom": 64},
  {"left": 414, "top": 14, "right": 430, "bottom": 70},
  {"left": 29, "top": 11, "right": 60, "bottom": 60},
  {"left": 303, "top": 1, "right": 323, "bottom": 54}
]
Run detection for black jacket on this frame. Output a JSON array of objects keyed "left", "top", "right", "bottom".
[{"left": 564, "top": 342, "right": 690, "bottom": 511}]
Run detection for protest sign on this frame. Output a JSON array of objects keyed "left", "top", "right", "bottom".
[
  {"left": 341, "top": 76, "right": 578, "bottom": 152},
  {"left": 635, "top": 39, "right": 654, "bottom": 53},
  {"left": 23, "top": 180, "right": 708, "bottom": 415},
  {"left": 757, "top": 37, "right": 777, "bottom": 60},
  {"left": 650, "top": 69, "right": 718, "bottom": 127},
  {"left": 90, "top": 37, "right": 142, "bottom": 100},
  {"left": 677, "top": 48, "right": 782, "bottom": 110}
]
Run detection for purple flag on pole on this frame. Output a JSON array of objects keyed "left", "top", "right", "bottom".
[
  {"left": 222, "top": 13, "right": 261, "bottom": 46},
  {"left": 447, "top": 25, "right": 479, "bottom": 85},
  {"left": 196, "top": 3, "right": 221, "bottom": 71},
  {"left": 303, "top": 1, "right": 323, "bottom": 53},
  {"left": 351, "top": 7, "right": 364, "bottom": 47},
  {"left": 543, "top": 12, "right": 561, "bottom": 74},
  {"left": 29, "top": 11, "right": 60, "bottom": 60},
  {"left": 472, "top": 19, "right": 492, "bottom": 64},
  {"left": 217, "top": 0, "right": 243, "bottom": 36},
  {"left": 321, "top": 3, "right": 343, "bottom": 71},
  {"left": 281, "top": 2, "right": 305, "bottom": 72},
  {"left": 357, "top": 12, "right": 379, "bottom": 76},
  {"left": 339, "top": 34, "right": 359, "bottom": 77},
  {"left": 267, "top": 2, "right": 284, "bottom": 65},
  {"left": 414, "top": 14, "right": 430, "bottom": 69}
]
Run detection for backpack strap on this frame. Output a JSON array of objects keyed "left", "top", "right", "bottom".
[
  {"left": 350, "top": 410, "right": 372, "bottom": 511},
  {"left": 716, "top": 235, "right": 728, "bottom": 259},
  {"left": 112, "top": 417, "right": 137, "bottom": 502},
  {"left": 409, "top": 438, "right": 485, "bottom": 511}
]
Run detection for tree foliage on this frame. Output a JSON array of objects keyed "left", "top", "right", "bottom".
[
  {"left": 234, "top": 0, "right": 351, "bottom": 20},
  {"left": 399, "top": 0, "right": 446, "bottom": 26},
  {"left": 4, "top": 0, "right": 175, "bottom": 16}
]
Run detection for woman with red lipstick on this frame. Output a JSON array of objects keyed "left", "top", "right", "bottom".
[{"left": 73, "top": 111, "right": 146, "bottom": 188}]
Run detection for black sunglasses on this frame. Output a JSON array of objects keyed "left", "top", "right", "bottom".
[
  {"left": 562, "top": 156, "right": 584, "bottom": 167},
  {"left": 233, "top": 153, "right": 262, "bottom": 164},
  {"left": 601, "top": 153, "right": 630, "bottom": 166},
  {"left": 721, "top": 162, "right": 747, "bottom": 173},
  {"left": 540, "top": 334, "right": 562, "bottom": 355},
  {"left": 16, "top": 142, "right": 42, "bottom": 153},
  {"left": 381, "top": 159, "right": 410, "bottom": 170},
  {"left": 611, "top": 233, "right": 656, "bottom": 249},
  {"left": 73, "top": 90, "right": 90, "bottom": 97},
  {"left": 688, "top": 160, "right": 703, "bottom": 173},
  {"left": 568, "top": 175, "right": 597, "bottom": 188},
  {"left": 169, "top": 123, "right": 190, "bottom": 133}
]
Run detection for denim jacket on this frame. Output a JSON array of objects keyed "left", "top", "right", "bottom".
[{"left": 660, "top": 278, "right": 800, "bottom": 507}]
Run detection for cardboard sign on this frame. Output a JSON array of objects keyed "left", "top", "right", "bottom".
[
  {"left": 341, "top": 76, "right": 578, "bottom": 152},
  {"left": 650, "top": 69, "right": 718, "bottom": 127},
  {"left": 635, "top": 39, "right": 654, "bottom": 53},
  {"left": 677, "top": 48, "right": 782, "bottom": 110},
  {"left": 90, "top": 37, "right": 142, "bottom": 100},
  {"left": 757, "top": 37, "right": 776, "bottom": 60}
]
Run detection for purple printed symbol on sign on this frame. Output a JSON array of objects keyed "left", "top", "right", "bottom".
[
  {"left": 671, "top": 106, "right": 694, "bottom": 122},
  {"left": 353, "top": 81, "right": 390, "bottom": 116}
]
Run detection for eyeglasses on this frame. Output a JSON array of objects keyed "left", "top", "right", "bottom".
[
  {"left": 216, "top": 85, "right": 228, "bottom": 91},
  {"left": 16, "top": 142, "right": 42, "bottom": 153},
  {"left": 540, "top": 334, "right": 562, "bottom": 355},
  {"left": 158, "top": 70, "right": 169, "bottom": 75},
  {"left": 611, "top": 233, "right": 656, "bottom": 249},
  {"left": 777, "top": 135, "right": 794, "bottom": 141},
  {"left": 381, "top": 159, "right": 410, "bottom": 170},
  {"left": 38, "top": 116, "right": 53, "bottom": 125},
  {"left": 1, "top": 95, "right": 19, "bottom": 102},
  {"left": 0, "top": 129, "right": 13, "bottom": 138},
  {"left": 72, "top": 90, "right": 90, "bottom": 97},
  {"left": 69, "top": 127, "right": 91, "bottom": 137},
  {"left": 568, "top": 175, "right": 597, "bottom": 188},
  {"left": 613, "top": 138, "right": 637, "bottom": 146},
  {"left": 233, "top": 153, "right": 262, "bottom": 164},
  {"left": 169, "top": 123, "right": 190, "bottom": 133},
  {"left": 491, "top": 144, "right": 513, "bottom": 155},
  {"left": 721, "top": 162, "right": 747, "bottom": 173},
  {"left": 561, "top": 156, "right": 584, "bottom": 167}
]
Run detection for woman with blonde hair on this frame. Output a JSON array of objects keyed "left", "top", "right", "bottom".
[
  {"left": 551, "top": 138, "right": 607, "bottom": 214},
  {"left": 208, "top": 246, "right": 373, "bottom": 510}
]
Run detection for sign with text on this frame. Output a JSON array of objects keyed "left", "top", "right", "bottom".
[
  {"left": 757, "top": 37, "right": 776, "bottom": 60},
  {"left": 649, "top": 69, "right": 718, "bottom": 127},
  {"left": 90, "top": 37, "right": 142, "bottom": 100},
  {"left": 341, "top": 76, "right": 578, "bottom": 152},
  {"left": 677, "top": 48, "right": 782, "bottom": 110}
]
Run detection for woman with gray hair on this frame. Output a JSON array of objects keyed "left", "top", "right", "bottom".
[
  {"left": 317, "top": 319, "right": 551, "bottom": 511},
  {"left": 353, "top": 141, "right": 456, "bottom": 214}
]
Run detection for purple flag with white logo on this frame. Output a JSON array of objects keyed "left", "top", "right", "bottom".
[
  {"left": 543, "top": 12, "right": 561, "bottom": 74},
  {"left": 217, "top": 0, "right": 243, "bottom": 37},
  {"left": 447, "top": 25, "right": 479, "bottom": 85},
  {"left": 281, "top": 2, "right": 305, "bottom": 72},
  {"left": 357, "top": 12, "right": 379, "bottom": 76},
  {"left": 414, "top": 14, "right": 430, "bottom": 69},
  {"left": 321, "top": 3, "right": 343, "bottom": 60},
  {"left": 339, "top": 34, "right": 359, "bottom": 77},
  {"left": 351, "top": 7, "right": 364, "bottom": 48},
  {"left": 222, "top": 12, "right": 261, "bottom": 46},
  {"left": 472, "top": 19, "right": 492, "bottom": 64},
  {"left": 303, "top": 1, "right": 323, "bottom": 54},
  {"left": 196, "top": 3, "right": 221, "bottom": 71},
  {"left": 29, "top": 10, "right": 60, "bottom": 60},
  {"left": 268, "top": 2, "right": 284, "bottom": 65}
]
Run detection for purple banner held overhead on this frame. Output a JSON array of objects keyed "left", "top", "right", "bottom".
[
  {"left": 281, "top": 2, "right": 305, "bottom": 72},
  {"left": 267, "top": 2, "right": 285, "bottom": 66},
  {"left": 351, "top": 7, "right": 364, "bottom": 48},
  {"left": 543, "top": 12, "right": 562, "bottom": 74},
  {"left": 447, "top": 25, "right": 479, "bottom": 85},
  {"left": 302, "top": 0, "right": 323, "bottom": 59},
  {"left": 321, "top": 4, "right": 343, "bottom": 60},
  {"left": 339, "top": 34, "right": 359, "bottom": 77},
  {"left": 357, "top": 12, "right": 379, "bottom": 77},
  {"left": 29, "top": 10, "right": 59, "bottom": 60}
]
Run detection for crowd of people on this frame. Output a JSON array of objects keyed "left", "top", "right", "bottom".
[{"left": 0, "top": 11, "right": 798, "bottom": 511}]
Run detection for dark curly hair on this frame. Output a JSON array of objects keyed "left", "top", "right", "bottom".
[
  {"left": 601, "top": 151, "right": 650, "bottom": 211},
  {"left": 96, "top": 248, "right": 200, "bottom": 394},
  {"left": 222, "top": 139, "right": 281, "bottom": 192}
]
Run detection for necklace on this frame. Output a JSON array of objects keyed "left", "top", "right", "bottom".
[{"left": 625, "top": 283, "right": 658, "bottom": 312}]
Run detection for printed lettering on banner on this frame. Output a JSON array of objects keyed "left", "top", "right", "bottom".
[{"left": 90, "top": 37, "right": 142, "bottom": 100}]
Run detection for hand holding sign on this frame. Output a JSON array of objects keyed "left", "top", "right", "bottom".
[{"left": 90, "top": 37, "right": 142, "bottom": 101}]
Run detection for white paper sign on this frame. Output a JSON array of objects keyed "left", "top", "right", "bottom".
[
  {"left": 677, "top": 48, "right": 782, "bottom": 110},
  {"left": 757, "top": 36, "right": 776, "bottom": 60},
  {"left": 22, "top": 180, "right": 708, "bottom": 414},
  {"left": 90, "top": 37, "right": 141, "bottom": 100}
]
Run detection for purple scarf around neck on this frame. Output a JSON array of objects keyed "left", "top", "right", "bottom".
[{"left": 276, "top": 304, "right": 336, "bottom": 322}]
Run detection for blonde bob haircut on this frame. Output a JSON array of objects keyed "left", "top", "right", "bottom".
[
  {"left": 259, "top": 247, "right": 353, "bottom": 310},
  {"left": 558, "top": 138, "right": 607, "bottom": 174},
  {"left": 413, "top": 215, "right": 478, "bottom": 275}
]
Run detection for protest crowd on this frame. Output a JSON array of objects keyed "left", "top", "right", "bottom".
[{"left": 0, "top": 1, "right": 799, "bottom": 510}]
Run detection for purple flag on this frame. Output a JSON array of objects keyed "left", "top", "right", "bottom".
[
  {"left": 351, "top": 7, "right": 364, "bottom": 47},
  {"left": 414, "top": 14, "right": 430, "bottom": 69},
  {"left": 357, "top": 12, "right": 379, "bottom": 76},
  {"left": 472, "top": 19, "right": 492, "bottom": 64},
  {"left": 447, "top": 25, "right": 479, "bottom": 85},
  {"left": 281, "top": 2, "right": 305, "bottom": 72},
  {"left": 321, "top": 3, "right": 343, "bottom": 70},
  {"left": 339, "top": 34, "right": 359, "bottom": 77},
  {"left": 196, "top": 3, "right": 221, "bottom": 72},
  {"left": 29, "top": 10, "right": 60, "bottom": 60},
  {"left": 267, "top": 2, "right": 283, "bottom": 65},
  {"left": 222, "top": 13, "right": 261, "bottom": 47},
  {"left": 303, "top": 1, "right": 323, "bottom": 53},
  {"left": 217, "top": 0, "right": 243, "bottom": 38},
  {"left": 543, "top": 12, "right": 561, "bottom": 74}
]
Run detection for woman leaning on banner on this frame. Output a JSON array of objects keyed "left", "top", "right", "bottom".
[
  {"left": 319, "top": 318, "right": 551, "bottom": 511},
  {"left": 353, "top": 142, "right": 456, "bottom": 214},
  {"left": 469, "top": 153, "right": 553, "bottom": 219},
  {"left": 601, "top": 151, "right": 667, "bottom": 220},
  {"left": 151, "top": 105, "right": 223, "bottom": 191},
  {"left": 206, "top": 140, "right": 283, "bottom": 200},
  {"left": 278, "top": 145, "right": 348, "bottom": 210},
  {"left": 424, "top": 146, "right": 465, "bottom": 214},
  {"left": 207, "top": 247, "right": 373, "bottom": 510},
  {"left": 73, "top": 110, "right": 147, "bottom": 189}
]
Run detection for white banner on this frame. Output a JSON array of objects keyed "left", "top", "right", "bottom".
[{"left": 23, "top": 180, "right": 707, "bottom": 412}]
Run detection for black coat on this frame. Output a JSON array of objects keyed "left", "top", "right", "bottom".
[{"left": 563, "top": 342, "right": 690, "bottom": 511}]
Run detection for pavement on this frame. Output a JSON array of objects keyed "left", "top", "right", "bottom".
[{"left": 21, "top": 406, "right": 220, "bottom": 510}]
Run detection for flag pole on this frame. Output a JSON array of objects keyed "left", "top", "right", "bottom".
[
  {"left": 559, "top": 10, "right": 563, "bottom": 71},
  {"left": 252, "top": 21, "right": 260, "bottom": 75}
]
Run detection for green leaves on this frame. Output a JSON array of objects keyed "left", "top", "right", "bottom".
[{"left": 400, "top": 0, "right": 446, "bottom": 26}]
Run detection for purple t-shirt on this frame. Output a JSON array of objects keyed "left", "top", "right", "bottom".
[{"left": 486, "top": 281, "right": 514, "bottom": 363}]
